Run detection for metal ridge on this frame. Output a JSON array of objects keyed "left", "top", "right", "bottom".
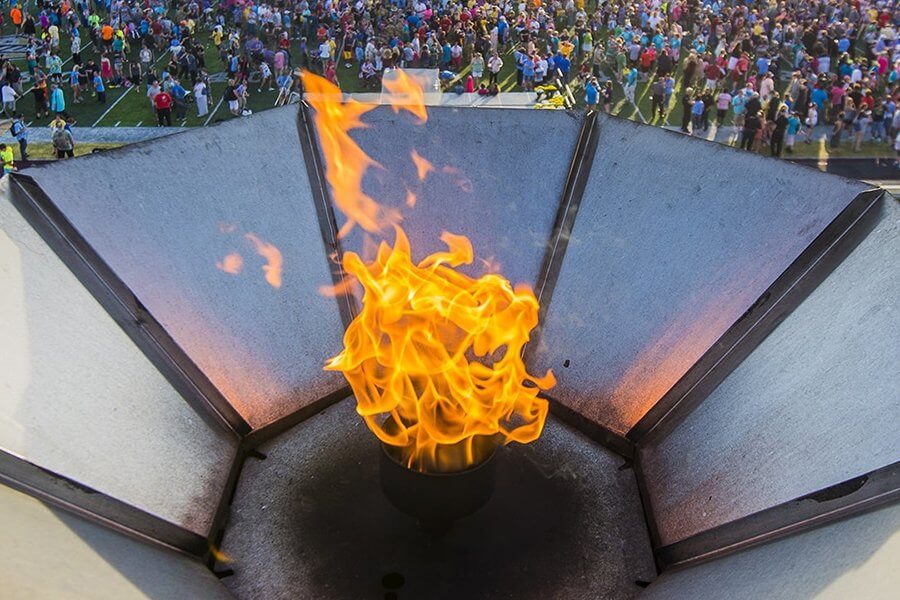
[
  {"left": 652, "top": 460, "right": 900, "bottom": 570},
  {"left": 630, "top": 188, "right": 887, "bottom": 445},
  {"left": 0, "top": 449, "right": 208, "bottom": 558}
]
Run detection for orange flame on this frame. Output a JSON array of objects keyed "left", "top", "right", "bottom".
[
  {"left": 244, "top": 233, "right": 283, "bottom": 289},
  {"left": 410, "top": 150, "right": 434, "bottom": 182},
  {"left": 382, "top": 69, "right": 429, "bottom": 123},
  {"left": 216, "top": 253, "right": 244, "bottom": 275},
  {"left": 307, "top": 70, "right": 553, "bottom": 473}
]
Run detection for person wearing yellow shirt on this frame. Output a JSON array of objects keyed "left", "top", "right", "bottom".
[{"left": 0, "top": 144, "right": 15, "bottom": 175}]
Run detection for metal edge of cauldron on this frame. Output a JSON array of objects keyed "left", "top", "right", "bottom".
[{"left": 379, "top": 442, "right": 497, "bottom": 526}]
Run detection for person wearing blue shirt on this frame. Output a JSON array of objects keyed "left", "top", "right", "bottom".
[
  {"left": 691, "top": 98, "right": 705, "bottom": 133},
  {"left": 556, "top": 53, "right": 570, "bottom": 83},
  {"left": 584, "top": 79, "right": 599, "bottom": 110},
  {"left": 785, "top": 112, "right": 802, "bottom": 153},
  {"left": 171, "top": 80, "right": 187, "bottom": 120},
  {"left": 810, "top": 86, "right": 828, "bottom": 112},
  {"left": 838, "top": 37, "right": 851, "bottom": 54},
  {"left": 626, "top": 67, "right": 638, "bottom": 87},
  {"left": 653, "top": 33, "right": 664, "bottom": 51},
  {"left": 522, "top": 56, "right": 535, "bottom": 90},
  {"left": 757, "top": 56, "right": 770, "bottom": 75},
  {"left": 94, "top": 74, "right": 106, "bottom": 104}
]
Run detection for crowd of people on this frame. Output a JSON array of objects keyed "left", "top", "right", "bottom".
[{"left": 0, "top": 0, "right": 897, "bottom": 166}]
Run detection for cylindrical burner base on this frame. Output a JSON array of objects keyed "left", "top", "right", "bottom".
[{"left": 379, "top": 443, "right": 496, "bottom": 527}]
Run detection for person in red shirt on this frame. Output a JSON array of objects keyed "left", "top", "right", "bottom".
[
  {"left": 704, "top": 61, "right": 722, "bottom": 90},
  {"left": 640, "top": 47, "right": 656, "bottom": 79},
  {"left": 154, "top": 89, "right": 173, "bottom": 126}
]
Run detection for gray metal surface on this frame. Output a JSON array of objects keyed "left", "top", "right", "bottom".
[
  {"left": 22, "top": 106, "right": 346, "bottom": 428},
  {"left": 0, "top": 187, "right": 236, "bottom": 535},
  {"left": 0, "top": 484, "right": 235, "bottom": 600},
  {"left": 530, "top": 113, "right": 870, "bottom": 435},
  {"left": 220, "top": 398, "right": 656, "bottom": 599},
  {"left": 331, "top": 106, "right": 583, "bottom": 289},
  {"left": 640, "top": 197, "right": 900, "bottom": 546},
  {"left": 641, "top": 503, "right": 900, "bottom": 600}
]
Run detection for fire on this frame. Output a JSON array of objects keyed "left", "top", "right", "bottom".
[
  {"left": 216, "top": 252, "right": 244, "bottom": 275},
  {"left": 410, "top": 150, "right": 434, "bottom": 182},
  {"left": 306, "top": 70, "right": 554, "bottom": 473},
  {"left": 244, "top": 233, "right": 283, "bottom": 289}
]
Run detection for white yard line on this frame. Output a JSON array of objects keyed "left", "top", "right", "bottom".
[
  {"left": 203, "top": 95, "right": 224, "bottom": 126},
  {"left": 113, "top": 120, "right": 120, "bottom": 127},
  {"left": 135, "top": 120, "right": 142, "bottom": 126},
  {"left": 92, "top": 50, "right": 169, "bottom": 127},
  {"left": 91, "top": 85, "right": 135, "bottom": 126}
]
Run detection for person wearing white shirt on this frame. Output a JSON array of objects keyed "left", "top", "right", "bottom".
[
  {"left": 318, "top": 40, "right": 331, "bottom": 70},
  {"left": 2, "top": 82, "right": 19, "bottom": 116}
]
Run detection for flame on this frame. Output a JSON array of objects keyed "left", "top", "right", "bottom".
[
  {"left": 405, "top": 188, "right": 417, "bottom": 208},
  {"left": 244, "top": 233, "right": 283, "bottom": 289},
  {"left": 216, "top": 252, "right": 244, "bottom": 275},
  {"left": 410, "top": 150, "right": 434, "bottom": 182},
  {"left": 307, "top": 70, "right": 553, "bottom": 473},
  {"left": 381, "top": 69, "right": 429, "bottom": 123}
]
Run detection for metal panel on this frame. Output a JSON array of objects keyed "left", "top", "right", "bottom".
[
  {"left": 7, "top": 174, "right": 250, "bottom": 436},
  {"left": 0, "top": 189, "right": 236, "bottom": 536},
  {"left": 0, "top": 484, "right": 235, "bottom": 600},
  {"left": 328, "top": 106, "right": 585, "bottom": 290},
  {"left": 630, "top": 189, "right": 884, "bottom": 444},
  {"left": 653, "top": 461, "right": 900, "bottom": 569},
  {"left": 219, "top": 398, "right": 656, "bottom": 599},
  {"left": 641, "top": 503, "right": 900, "bottom": 600},
  {"left": 22, "top": 106, "right": 346, "bottom": 428},
  {"left": 529, "top": 113, "right": 870, "bottom": 435},
  {"left": 640, "top": 198, "right": 900, "bottom": 546}
]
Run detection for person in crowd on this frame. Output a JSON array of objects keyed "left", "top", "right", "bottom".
[
  {"left": 48, "top": 82, "right": 65, "bottom": 116},
  {"left": 1, "top": 80, "right": 19, "bottom": 117},
  {"left": 741, "top": 110, "right": 763, "bottom": 151},
  {"left": 194, "top": 78, "right": 209, "bottom": 118},
  {"left": 154, "top": 86, "right": 173, "bottom": 126},
  {"left": 0, "top": 0, "right": 895, "bottom": 162},
  {"left": 770, "top": 105, "right": 790, "bottom": 157},
  {"left": 9, "top": 114, "right": 28, "bottom": 160},
  {"left": 584, "top": 77, "right": 599, "bottom": 111},
  {"left": 0, "top": 143, "right": 14, "bottom": 175},
  {"left": 51, "top": 121, "right": 75, "bottom": 159}
]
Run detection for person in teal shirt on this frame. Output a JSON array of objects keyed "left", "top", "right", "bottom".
[
  {"left": 48, "top": 82, "right": 65, "bottom": 114},
  {"left": 785, "top": 112, "right": 802, "bottom": 154}
]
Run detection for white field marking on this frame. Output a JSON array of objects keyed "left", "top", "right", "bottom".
[
  {"left": 92, "top": 48, "right": 170, "bottom": 127},
  {"left": 91, "top": 85, "right": 135, "bottom": 126},
  {"left": 113, "top": 120, "right": 120, "bottom": 127},
  {"left": 135, "top": 120, "right": 141, "bottom": 126},
  {"left": 203, "top": 95, "right": 224, "bottom": 126}
]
